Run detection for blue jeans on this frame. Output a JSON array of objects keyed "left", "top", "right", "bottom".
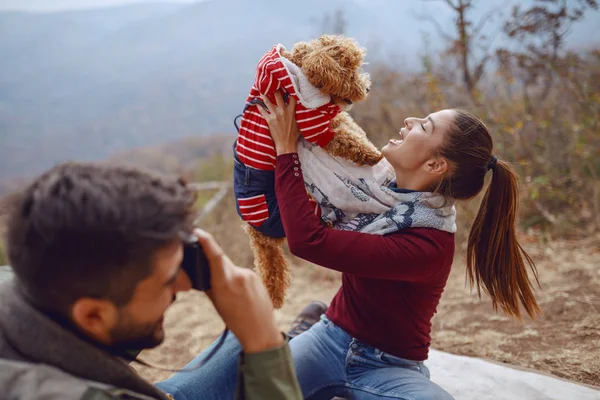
[
  {"left": 156, "top": 316, "right": 454, "bottom": 400},
  {"left": 155, "top": 332, "right": 239, "bottom": 399}
]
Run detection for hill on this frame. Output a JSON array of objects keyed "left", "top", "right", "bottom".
[
  {"left": 0, "top": 133, "right": 235, "bottom": 196},
  {"left": 0, "top": 0, "right": 598, "bottom": 181}
]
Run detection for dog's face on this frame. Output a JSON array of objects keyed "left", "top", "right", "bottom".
[{"left": 288, "top": 35, "right": 371, "bottom": 110}]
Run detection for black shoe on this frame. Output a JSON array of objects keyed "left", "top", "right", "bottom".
[{"left": 287, "top": 301, "right": 328, "bottom": 338}]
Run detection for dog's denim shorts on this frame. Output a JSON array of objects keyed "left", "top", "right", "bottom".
[{"left": 232, "top": 142, "right": 286, "bottom": 238}]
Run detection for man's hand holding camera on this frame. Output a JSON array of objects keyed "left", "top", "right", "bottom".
[{"left": 194, "top": 229, "right": 284, "bottom": 353}]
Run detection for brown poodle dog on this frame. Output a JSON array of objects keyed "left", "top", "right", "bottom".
[
  {"left": 281, "top": 35, "right": 382, "bottom": 165},
  {"left": 235, "top": 35, "right": 382, "bottom": 308}
]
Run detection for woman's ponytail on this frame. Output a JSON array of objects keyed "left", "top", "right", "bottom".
[{"left": 466, "top": 160, "right": 540, "bottom": 319}]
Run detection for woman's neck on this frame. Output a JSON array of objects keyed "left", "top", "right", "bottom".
[{"left": 393, "top": 169, "right": 436, "bottom": 192}]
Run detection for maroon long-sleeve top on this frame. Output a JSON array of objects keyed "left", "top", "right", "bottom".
[{"left": 275, "top": 153, "right": 455, "bottom": 361}]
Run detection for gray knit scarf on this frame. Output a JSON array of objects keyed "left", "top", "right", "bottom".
[{"left": 298, "top": 139, "right": 457, "bottom": 235}]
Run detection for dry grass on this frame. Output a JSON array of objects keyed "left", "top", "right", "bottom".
[{"left": 432, "top": 235, "right": 600, "bottom": 387}]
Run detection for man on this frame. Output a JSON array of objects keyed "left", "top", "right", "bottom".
[{"left": 0, "top": 161, "right": 306, "bottom": 399}]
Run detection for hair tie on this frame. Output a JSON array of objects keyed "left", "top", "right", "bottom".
[{"left": 487, "top": 155, "right": 498, "bottom": 171}]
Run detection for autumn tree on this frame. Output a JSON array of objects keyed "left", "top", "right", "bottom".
[{"left": 498, "top": 0, "right": 599, "bottom": 113}]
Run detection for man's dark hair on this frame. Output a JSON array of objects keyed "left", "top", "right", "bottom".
[{"left": 4, "top": 162, "right": 198, "bottom": 315}]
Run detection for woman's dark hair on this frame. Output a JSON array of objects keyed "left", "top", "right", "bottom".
[
  {"left": 4, "top": 162, "right": 198, "bottom": 316},
  {"left": 437, "top": 109, "right": 540, "bottom": 319}
]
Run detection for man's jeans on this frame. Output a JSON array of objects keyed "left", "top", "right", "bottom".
[
  {"left": 156, "top": 316, "right": 454, "bottom": 400},
  {"left": 155, "top": 332, "right": 239, "bottom": 399}
]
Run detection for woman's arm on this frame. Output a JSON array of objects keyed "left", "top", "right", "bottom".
[
  {"left": 258, "top": 91, "right": 452, "bottom": 282},
  {"left": 275, "top": 153, "right": 452, "bottom": 281}
]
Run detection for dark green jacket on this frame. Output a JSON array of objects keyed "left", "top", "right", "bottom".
[{"left": 0, "top": 280, "right": 302, "bottom": 400}]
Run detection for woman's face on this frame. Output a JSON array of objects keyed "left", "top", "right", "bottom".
[{"left": 382, "top": 109, "right": 455, "bottom": 175}]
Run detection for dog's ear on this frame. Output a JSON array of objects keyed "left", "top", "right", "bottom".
[
  {"left": 316, "top": 35, "right": 365, "bottom": 70},
  {"left": 288, "top": 41, "right": 313, "bottom": 68},
  {"left": 302, "top": 49, "right": 345, "bottom": 94}
]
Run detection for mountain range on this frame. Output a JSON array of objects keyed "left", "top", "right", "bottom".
[{"left": 0, "top": 0, "right": 598, "bottom": 181}]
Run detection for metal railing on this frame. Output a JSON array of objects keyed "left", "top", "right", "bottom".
[
  {"left": 189, "top": 181, "right": 230, "bottom": 222},
  {"left": 0, "top": 265, "right": 12, "bottom": 282}
]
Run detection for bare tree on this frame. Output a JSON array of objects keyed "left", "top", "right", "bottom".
[
  {"left": 498, "top": 0, "right": 598, "bottom": 113},
  {"left": 420, "top": 0, "right": 505, "bottom": 105},
  {"left": 313, "top": 8, "right": 348, "bottom": 36}
]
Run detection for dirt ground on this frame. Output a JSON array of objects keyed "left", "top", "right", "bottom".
[
  {"left": 432, "top": 235, "right": 600, "bottom": 387},
  {"left": 135, "top": 235, "right": 600, "bottom": 388}
]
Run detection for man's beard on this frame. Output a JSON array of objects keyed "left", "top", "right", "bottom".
[
  {"left": 109, "top": 312, "right": 165, "bottom": 352},
  {"left": 108, "top": 294, "right": 176, "bottom": 353}
]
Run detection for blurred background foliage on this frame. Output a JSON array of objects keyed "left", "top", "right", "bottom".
[{"left": 1, "top": 0, "right": 599, "bottom": 263}]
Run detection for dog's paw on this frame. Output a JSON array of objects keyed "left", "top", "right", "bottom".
[
  {"left": 360, "top": 149, "right": 384, "bottom": 166},
  {"left": 365, "top": 153, "right": 384, "bottom": 166}
]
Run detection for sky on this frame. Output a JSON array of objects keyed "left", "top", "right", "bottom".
[{"left": 0, "top": 0, "right": 201, "bottom": 12}]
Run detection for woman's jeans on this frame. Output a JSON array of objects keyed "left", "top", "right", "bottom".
[{"left": 156, "top": 316, "right": 454, "bottom": 400}]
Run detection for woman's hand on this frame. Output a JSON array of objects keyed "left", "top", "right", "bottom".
[{"left": 257, "top": 91, "right": 300, "bottom": 155}]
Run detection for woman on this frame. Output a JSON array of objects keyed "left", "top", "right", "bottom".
[{"left": 157, "top": 92, "right": 539, "bottom": 400}]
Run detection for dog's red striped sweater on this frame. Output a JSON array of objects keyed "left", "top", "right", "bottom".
[{"left": 233, "top": 44, "right": 340, "bottom": 236}]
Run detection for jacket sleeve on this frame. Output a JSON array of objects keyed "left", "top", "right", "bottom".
[
  {"left": 275, "top": 153, "right": 453, "bottom": 282},
  {"left": 235, "top": 340, "right": 302, "bottom": 400}
]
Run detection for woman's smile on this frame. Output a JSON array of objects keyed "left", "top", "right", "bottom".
[{"left": 388, "top": 129, "right": 406, "bottom": 145}]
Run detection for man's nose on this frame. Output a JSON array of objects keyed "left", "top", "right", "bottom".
[{"left": 174, "top": 269, "right": 193, "bottom": 293}]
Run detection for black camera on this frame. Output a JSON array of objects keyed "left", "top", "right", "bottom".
[{"left": 181, "top": 236, "right": 211, "bottom": 291}]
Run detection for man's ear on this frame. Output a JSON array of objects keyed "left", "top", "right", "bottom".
[
  {"left": 71, "top": 297, "right": 119, "bottom": 345},
  {"left": 425, "top": 157, "right": 449, "bottom": 177}
]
